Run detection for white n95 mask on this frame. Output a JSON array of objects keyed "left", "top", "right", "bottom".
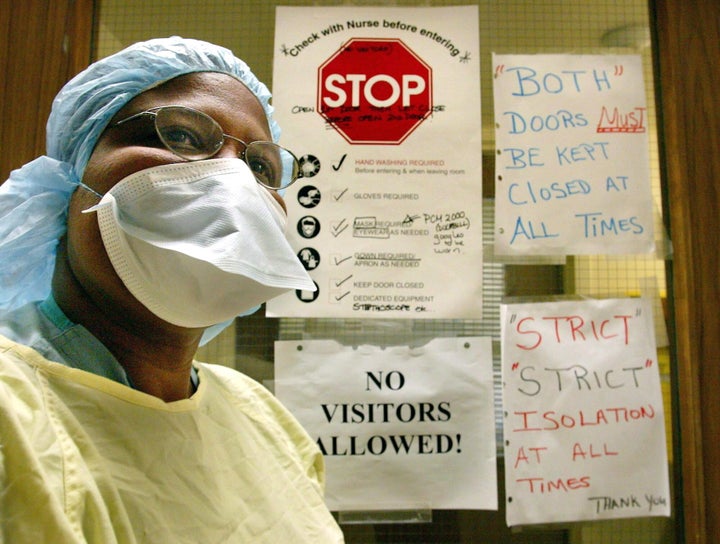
[{"left": 82, "top": 158, "right": 314, "bottom": 328}]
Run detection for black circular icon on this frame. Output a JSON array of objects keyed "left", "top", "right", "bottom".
[
  {"left": 296, "top": 281, "right": 320, "bottom": 303},
  {"left": 297, "top": 185, "right": 321, "bottom": 208},
  {"left": 297, "top": 216, "right": 320, "bottom": 239},
  {"left": 297, "top": 247, "right": 320, "bottom": 270},
  {"left": 298, "top": 154, "right": 321, "bottom": 178}
]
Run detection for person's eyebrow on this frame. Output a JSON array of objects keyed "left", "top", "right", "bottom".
[{"left": 111, "top": 103, "right": 160, "bottom": 124}]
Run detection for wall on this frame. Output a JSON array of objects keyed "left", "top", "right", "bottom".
[
  {"left": 653, "top": 1, "right": 720, "bottom": 542},
  {"left": 0, "top": 0, "right": 95, "bottom": 181}
]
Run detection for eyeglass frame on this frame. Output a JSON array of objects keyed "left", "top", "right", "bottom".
[{"left": 111, "top": 105, "right": 302, "bottom": 190}]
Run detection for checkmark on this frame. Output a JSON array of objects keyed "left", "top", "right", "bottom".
[
  {"left": 335, "top": 291, "right": 351, "bottom": 301},
  {"left": 332, "top": 154, "right": 347, "bottom": 171},
  {"left": 333, "top": 254, "right": 353, "bottom": 265},
  {"left": 333, "top": 187, "right": 348, "bottom": 201},
  {"left": 334, "top": 274, "right": 353, "bottom": 288},
  {"left": 332, "top": 224, "right": 348, "bottom": 237},
  {"left": 331, "top": 218, "right": 348, "bottom": 237}
]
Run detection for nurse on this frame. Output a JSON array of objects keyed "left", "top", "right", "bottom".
[{"left": 0, "top": 37, "right": 343, "bottom": 542}]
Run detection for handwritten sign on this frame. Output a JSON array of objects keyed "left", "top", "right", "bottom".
[
  {"left": 493, "top": 54, "right": 655, "bottom": 255},
  {"left": 274, "top": 337, "right": 497, "bottom": 511},
  {"left": 267, "top": 6, "right": 483, "bottom": 319},
  {"left": 500, "top": 298, "right": 670, "bottom": 526}
]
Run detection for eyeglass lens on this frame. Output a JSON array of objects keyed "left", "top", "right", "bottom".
[{"left": 153, "top": 106, "right": 299, "bottom": 189}]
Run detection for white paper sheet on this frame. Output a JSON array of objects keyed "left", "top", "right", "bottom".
[
  {"left": 268, "top": 6, "right": 483, "bottom": 318},
  {"left": 501, "top": 298, "right": 670, "bottom": 526},
  {"left": 493, "top": 54, "right": 655, "bottom": 255},
  {"left": 275, "top": 337, "right": 497, "bottom": 511}
]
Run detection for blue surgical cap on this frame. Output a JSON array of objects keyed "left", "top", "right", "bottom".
[{"left": 0, "top": 37, "right": 277, "bottom": 343}]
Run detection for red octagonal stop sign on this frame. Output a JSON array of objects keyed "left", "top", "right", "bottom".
[{"left": 317, "top": 38, "right": 433, "bottom": 145}]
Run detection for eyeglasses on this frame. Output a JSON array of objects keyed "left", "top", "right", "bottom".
[{"left": 113, "top": 105, "right": 301, "bottom": 190}]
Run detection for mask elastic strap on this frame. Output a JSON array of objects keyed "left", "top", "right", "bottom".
[
  {"left": 77, "top": 182, "right": 107, "bottom": 214},
  {"left": 77, "top": 181, "right": 104, "bottom": 199}
]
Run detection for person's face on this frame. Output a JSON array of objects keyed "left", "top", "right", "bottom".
[
  {"left": 82, "top": 72, "right": 284, "bottom": 208},
  {"left": 64, "top": 72, "right": 283, "bottom": 331}
]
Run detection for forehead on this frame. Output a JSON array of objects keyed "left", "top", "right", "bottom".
[{"left": 117, "top": 72, "right": 271, "bottom": 136}]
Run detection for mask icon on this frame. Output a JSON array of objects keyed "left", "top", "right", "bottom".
[{"left": 299, "top": 216, "right": 320, "bottom": 238}]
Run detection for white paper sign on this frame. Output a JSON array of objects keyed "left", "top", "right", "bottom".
[
  {"left": 500, "top": 298, "right": 670, "bottom": 526},
  {"left": 493, "top": 54, "right": 655, "bottom": 255},
  {"left": 275, "top": 337, "right": 497, "bottom": 511},
  {"left": 267, "top": 6, "right": 483, "bottom": 318}
]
